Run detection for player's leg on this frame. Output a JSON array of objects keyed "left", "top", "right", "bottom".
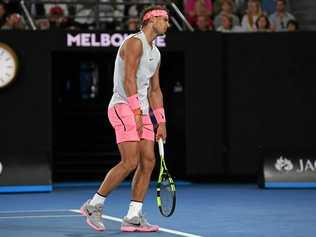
[
  {"left": 97, "top": 141, "right": 140, "bottom": 196},
  {"left": 121, "top": 115, "right": 159, "bottom": 232},
  {"left": 131, "top": 139, "right": 155, "bottom": 203},
  {"left": 130, "top": 114, "right": 156, "bottom": 207},
  {"left": 81, "top": 104, "right": 140, "bottom": 231},
  {"left": 81, "top": 142, "right": 140, "bottom": 231},
  {"left": 97, "top": 103, "right": 141, "bottom": 196}
]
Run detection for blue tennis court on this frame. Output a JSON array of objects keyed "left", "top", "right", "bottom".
[{"left": 1, "top": 183, "right": 316, "bottom": 237}]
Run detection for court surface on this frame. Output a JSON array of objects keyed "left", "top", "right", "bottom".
[{"left": 1, "top": 182, "right": 316, "bottom": 237}]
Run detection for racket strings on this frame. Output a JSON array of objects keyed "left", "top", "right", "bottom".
[{"left": 160, "top": 177, "right": 174, "bottom": 215}]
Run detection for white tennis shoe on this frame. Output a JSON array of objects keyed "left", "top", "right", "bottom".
[{"left": 80, "top": 199, "right": 105, "bottom": 231}]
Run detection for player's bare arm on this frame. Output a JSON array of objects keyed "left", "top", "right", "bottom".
[
  {"left": 149, "top": 63, "right": 167, "bottom": 141},
  {"left": 121, "top": 37, "right": 142, "bottom": 97},
  {"left": 122, "top": 37, "right": 143, "bottom": 135},
  {"left": 149, "top": 63, "right": 163, "bottom": 108}
]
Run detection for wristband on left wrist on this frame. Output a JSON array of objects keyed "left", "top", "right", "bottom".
[
  {"left": 127, "top": 94, "right": 140, "bottom": 111},
  {"left": 153, "top": 107, "right": 166, "bottom": 124}
]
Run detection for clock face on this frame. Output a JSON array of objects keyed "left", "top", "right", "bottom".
[{"left": 0, "top": 43, "right": 18, "bottom": 89}]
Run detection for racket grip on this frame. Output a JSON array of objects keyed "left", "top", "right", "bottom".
[{"left": 158, "top": 138, "right": 164, "bottom": 157}]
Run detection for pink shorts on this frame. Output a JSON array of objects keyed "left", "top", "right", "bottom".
[{"left": 108, "top": 103, "right": 155, "bottom": 144}]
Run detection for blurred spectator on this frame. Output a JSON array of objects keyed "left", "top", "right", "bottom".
[
  {"left": 217, "top": 0, "right": 250, "bottom": 17},
  {"left": 2, "top": 0, "right": 20, "bottom": 14},
  {"left": 184, "top": 0, "right": 213, "bottom": 27},
  {"left": 126, "top": 17, "right": 139, "bottom": 32},
  {"left": 233, "top": 0, "right": 289, "bottom": 16},
  {"left": 234, "top": 0, "right": 245, "bottom": 15},
  {"left": 261, "top": 0, "right": 290, "bottom": 15},
  {"left": 255, "top": 14, "right": 271, "bottom": 32},
  {"left": 214, "top": 0, "right": 239, "bottom": 29},
  {"left": 0, "top": 2, "right": 6, "bottom": 27},
  {"left": 241, "top": 0, "right": 262, "bottom": 31},
  {"left": 217, "top": 13, "right": 241, "bottom": 32},
  {"left": 261, "top": 0, "right": 275, "bottom": 14},
  {"left": 287, "top": 19, "right": 298, "bottom": 32},
  {"left": 213, "top": 0, "right": 237, "bottom": 15},
  {"left": 196, "top": 15, "right": 213, "bottom": 31},
  {"left": 36, "top": 18, "right": 50, "bottom": 30},
  {"left": 47, "top": 5, "right": 68, "bottom": 29},
  {"left": 43, "top": 1, "right": 70, "bottom": 16},
  {"left": 269, "top": 0, "right": 295, "bottom": 32},
  {"left": 35, "top": 3, "right": 78, "bottom": 30},
  {"left": 1, "top": 12, "right": 26, "bottom": 30}
]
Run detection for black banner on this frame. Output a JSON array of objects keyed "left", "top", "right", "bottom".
[
  {"left": 0, "top": 32, "right": 52, "bottom": 192},
  {"left": 260, "top": 151, "right": 316, "bottom": 188},
  {"left": 0, "top": 152, "right": 52, "bottom": 192}
]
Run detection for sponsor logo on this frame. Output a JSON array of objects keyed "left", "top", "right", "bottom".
[
  {"left": 67, "top": 33, "right": 166, "bottom": 48},
  {"left": 275, "top": 156, "right": 294, "bottom": 172},
  {"left": 275, "top": 156, "right": 316, "bottom": 173}
]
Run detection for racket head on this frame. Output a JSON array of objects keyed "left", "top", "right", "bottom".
[{"left": 156, "top": 171, "right": 176, "bottom": 217}]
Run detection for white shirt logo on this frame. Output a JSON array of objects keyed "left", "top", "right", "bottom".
[{"left": 275, "top": 156, "right": 294, "bottom": 172}]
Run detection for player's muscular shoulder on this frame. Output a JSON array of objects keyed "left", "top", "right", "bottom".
[{"left": 120, "top": 37, "right": 142, "bottom": 60}]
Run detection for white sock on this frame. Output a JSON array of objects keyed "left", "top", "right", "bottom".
[
  {"left": 89, "top": 193, "right": 106, "bottom": 206},
  {"left": 126, "top": 201, "right": 143, "bottom": 219}
]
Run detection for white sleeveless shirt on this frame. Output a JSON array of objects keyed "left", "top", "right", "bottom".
[{"left": 108, "top": 31, "right": 161, "bottom": 115}]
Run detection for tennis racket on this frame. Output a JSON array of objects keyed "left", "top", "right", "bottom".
[{"left": 156, "top": 138, "right": 176, "bottom": 217}]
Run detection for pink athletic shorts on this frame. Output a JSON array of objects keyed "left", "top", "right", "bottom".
[{"left": 108, "top": 103, "right": 155, "bottom": 144}]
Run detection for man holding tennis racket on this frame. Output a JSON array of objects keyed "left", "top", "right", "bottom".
[{"left": 80, "top": 5, "right": 169, "bottom": 232}]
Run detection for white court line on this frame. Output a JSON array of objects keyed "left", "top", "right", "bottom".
[
  {"left": 0, "top": 214, "right": 80, "bottom": 219},
  {"left": 0, "top": 209, "right": 71, "bottom": 214},
  {"left": 0, "top": 209, "right": 203, "bottom": 237},
  {"left": 70, "top": 209, "right": 203, "bottom": 237}
]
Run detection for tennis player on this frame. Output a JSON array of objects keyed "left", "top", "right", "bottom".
[{"left": 80, "top": 5, "right": 169, "bottom": 232}]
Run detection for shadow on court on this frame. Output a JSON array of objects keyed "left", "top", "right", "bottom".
[
  {"left": 1, "top": 184, "right": 316, "bottom": 237},
  {"left": 0, "top": 211, "right": 177, "bottom": 237}
]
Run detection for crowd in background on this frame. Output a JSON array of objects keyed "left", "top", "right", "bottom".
[
  {"left": 186, "top": 0, "right": 298, "bottom": 32},
  {"left": 0, "top": 0, "right": 298, "bottom": 32}
]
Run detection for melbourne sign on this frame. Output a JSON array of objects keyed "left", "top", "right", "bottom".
[{"left": 67, "top": 33, "right": 166, "bottom": 48}]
